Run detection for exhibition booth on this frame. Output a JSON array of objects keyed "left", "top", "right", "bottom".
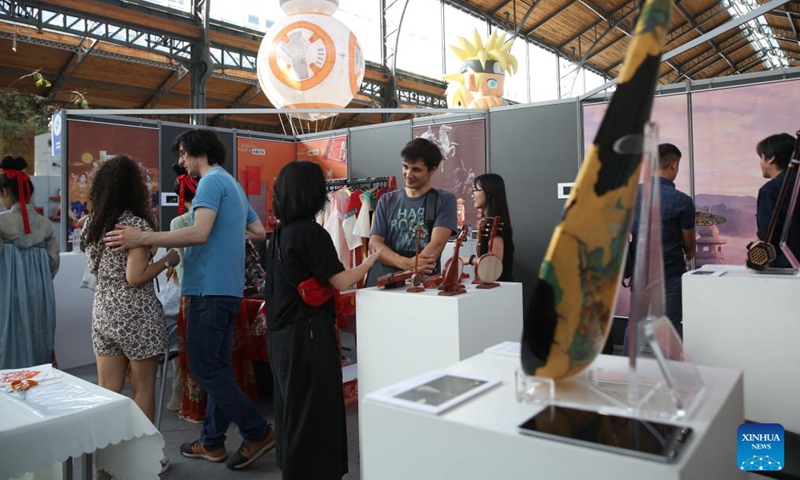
[{"left": 3, "top": 64, "right": 800, "bottom": 479}]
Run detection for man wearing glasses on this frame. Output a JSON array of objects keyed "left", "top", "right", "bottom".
[{"left": 365, "top": 137, "right": 458, "bottom": 286}]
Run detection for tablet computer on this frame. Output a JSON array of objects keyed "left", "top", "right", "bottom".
[{"left": 518, "top": 405, "right": 692, "bottom": 463}]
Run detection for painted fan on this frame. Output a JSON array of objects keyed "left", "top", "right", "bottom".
[{"left": 521, "top": 0, "right": 673, "bottom": 379}]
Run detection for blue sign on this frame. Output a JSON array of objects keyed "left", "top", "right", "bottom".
[
  {"left": 51, "top": 112, "right": 62, "bottom": 157},
  {"left": 737, "top": 423, "right": 784, "bottom": 471}
]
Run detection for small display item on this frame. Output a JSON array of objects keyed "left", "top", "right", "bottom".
[
  {"left": 366, "top": 369, "right": 501, "bottom": 415},
  {"left": 10, "top": 379, "right": 38, "bottom": 392},
  {"left": 438, "top": 226, "right": 469, "bottom": 296},
  {"left": 474, "top": 216, "right": 503, "bottom": 288},
  {"left": 518, "top": 405, "right": 692, "bottom": 463}
]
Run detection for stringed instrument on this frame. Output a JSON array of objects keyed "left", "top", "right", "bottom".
[
  {"left": 747, "top": 129, "right": 800, "bottom": 270},
  {"left": 475, "top": 216, "right": 503, "bottom": 289},
  {"left": 438, "top": 226, "right": 469, "bottom": 296},
  {"left": 407, "top": 224, "right": 426, "bottom": 293},
  {"left": 521, "top": 0, "right": 673, "bottom": 380}
]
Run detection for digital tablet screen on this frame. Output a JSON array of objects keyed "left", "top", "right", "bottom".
[{"left": 518, "top": 405, "right": 692, "bottom": 463}]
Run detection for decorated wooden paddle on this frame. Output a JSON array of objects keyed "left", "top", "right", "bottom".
[{"left": 521, "top": 0, "right": 673, "bottom": 379}]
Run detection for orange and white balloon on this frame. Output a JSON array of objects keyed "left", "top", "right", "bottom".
[{"left": 257, "top": 0, "right": 365, "bottom": 120}]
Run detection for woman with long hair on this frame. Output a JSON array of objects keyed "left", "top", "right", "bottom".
[
  {"left": 264, "top": 161, "right": 382, "bottom": 480},
  {"left": 0, "top": 155, "right": 59, "bottom": 369},
  {"left": 462, "top": 173, "right": 515, "bottom": 281},
  {"left": 81, "top": 155, "right": 178, "bottom": 473}
]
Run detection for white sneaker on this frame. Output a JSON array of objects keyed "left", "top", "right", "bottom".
[{"left": 159, "top": 457, "right": 170, "bottom": 475}]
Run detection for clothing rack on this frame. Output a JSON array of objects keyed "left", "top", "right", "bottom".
[{"left": 326, "top": 176, "right": 391, "bottom": 192}]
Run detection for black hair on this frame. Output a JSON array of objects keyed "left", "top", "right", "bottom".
[
  {"left": 83, "top": 155, "right": 156, "bottom": 245},
  {"left": 273, "top": 161, "right": 327, "bottom": 224},
  {"left": 401, "top": 137, "right": 444, "bottom": 170},
  {"left": 756, "top": 133, "right": 795, "bottom": 171},
  {"left": 474, "top": 173, "right": 514, "bottom": 244},
  {"left": 658, "top": 143, "right": 682, "bottom": 170},
  {"left": 0, "top": 155, "right": 34, "bottom": 201},
  {"left": 173, "top": 177, "right": 198, "bottom": 203},
  {"left": 171, "top": 129, "right": 227, "bottom": 166},
  {"left": 172, "top": 159, "right": 199, "bottom": 204}
]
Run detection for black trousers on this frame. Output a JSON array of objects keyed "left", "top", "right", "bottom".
[{"left": 268, "top": 310, "right": 348, "bottom": 480}]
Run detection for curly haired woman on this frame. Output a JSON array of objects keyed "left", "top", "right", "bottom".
[{"left": 81, "top": 155, "right": 178, "bottom": 474}]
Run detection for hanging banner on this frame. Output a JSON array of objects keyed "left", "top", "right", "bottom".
[
  {"left": 296, "top": 134, "right": 348, "bottom": 180},
  {"left": 66, "top": 121, "right": 159, "bottom": 242},
  {"left": 412, "top": 119, "right": 487, "bottom": 231},
  {"left": 236, "top": 137, "right": 296, "bottom": 232}
]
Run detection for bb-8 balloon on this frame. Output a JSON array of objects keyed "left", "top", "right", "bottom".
[{"left": 257, "top": 0, "right": 364, "bottom": 121}]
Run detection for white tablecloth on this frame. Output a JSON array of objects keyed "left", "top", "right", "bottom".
[{"left": 0, "top": 365, "right": 164, "bottom": 480}]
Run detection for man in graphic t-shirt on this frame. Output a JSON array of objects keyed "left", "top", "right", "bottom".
[{"left": 366, "top": 137, "right": 457, "bottom": 286}]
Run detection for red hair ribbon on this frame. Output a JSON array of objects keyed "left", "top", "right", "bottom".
[
  {"left": 1, "top": 168, "right": 32, "bottom": 234},
  {"left": 176, "top": 174, "right": 198, "bottom": 215}
]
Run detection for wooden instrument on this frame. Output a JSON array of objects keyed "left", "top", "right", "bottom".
[
  {"left": 407, "top": 224, "right": 426, "bottom": 293},
  {"left": 521, "top": 0, "right": 673, "bottom": 379},
  {"left": 475, "top": 216, "right": 503, "bottom": 289},
  {"left": 439, "top": 226, "right": 469, "bottom": 296},
  {"left": 747, "top": 129, "right": 800, "bottom": 270}
]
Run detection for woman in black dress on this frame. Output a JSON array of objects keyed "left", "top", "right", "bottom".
[
  {"left": 264, "top": 161, "right": 381, "bottom": 480},
  {"left": 462, "top": 173, "right": 515, "bottom": 281}
]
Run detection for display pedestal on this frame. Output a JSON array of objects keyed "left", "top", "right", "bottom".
[
  {"left": 355, "top": 282, "right": 522, "bottom": 401},
  {"left": 53, "top": 252, "right": 96, "bottom": 370},
  {"left": 683, "top": 265, "right": 800, "bottom": 432},
  {"left": 361, "top": 350, "right": 746, "bottom": 480}
]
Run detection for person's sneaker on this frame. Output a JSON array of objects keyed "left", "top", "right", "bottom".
[
  {"left": 180, "top": 440, "right": 228, "bottom": 463},
  {"left": 225, "top": 428, "right": 276, "bottom": 470},
  {"left": 159, "top": 457, "right": 170, "bottom": 475}
]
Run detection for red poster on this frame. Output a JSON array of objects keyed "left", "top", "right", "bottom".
[
  {"left": 236, "top": 137, "right": 296, "bottom": 232},
  {"left": 296, "top": 135, "right": 348, "bottom": 180},
  {"left": 412, "top": 119, "right": 487, "bottom": 231},
  {"left": 66, "top": 121, "right": 159, "bottom": 238}
]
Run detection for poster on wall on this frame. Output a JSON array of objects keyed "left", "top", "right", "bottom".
[
  {"left": 411, "top": 119, "right": 486, "bottom": 231},
  {"left": 236, "top": 137, "right": 296, "bottom": 232},
  {"left": 66, "top": 121, "right": 159, "bottom": 242},
  {"left": 583, "top": 94, "right": 689, "bottom": 318},
  {"left": 296, "top": 135, "right": 348, "bottom": 180},
  {"left": 692, "top": 79, "right": 800, "bottom": 270}
]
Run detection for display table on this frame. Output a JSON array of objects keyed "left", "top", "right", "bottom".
[
  {"left": 360, "top": 351, "right": 745, "bottom": 480},
  {"left": 683, "top": 264, "right": 800, "bottom": 433},
  {"left": 0, "top": 365, "right": 164, "bottom": 480},
  {"left": 355, "top": 282, "right": 522, "bottom": 400}
]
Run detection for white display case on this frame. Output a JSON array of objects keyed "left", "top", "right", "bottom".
[
  {"left": 361, "top": 351, "right": 746, "bottom": 480},
  {"left": 355, "top": 282, "right": 523, "bottom": 400},
  {"left": 683, "top": 264, "right": 800, "bottom": 432}
]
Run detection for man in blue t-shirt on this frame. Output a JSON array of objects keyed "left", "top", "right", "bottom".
[
  {"left": 105, "top": 129, "right": 273, "bottom": 471},
  {"left": 366, "top": 137, "right": 457, "bottom": 286}
]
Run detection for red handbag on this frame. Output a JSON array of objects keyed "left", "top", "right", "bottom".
[
  {"left": 297, "top": 277, "right": 335, "bottom": 307},
  {"left": 275, "top": 227, "right": 336, "bottom": 307}
]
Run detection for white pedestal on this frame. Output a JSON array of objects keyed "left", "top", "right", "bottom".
[
  {"left": 355, "top": 282, "right": 522, "bottom": 400},
  {"left": 53, "top": 252, "right": 96, "bottom": 370},
  {"left": 361, "top": 352, "right": 745, "bottom": 480},
  {"left": 683, "top": 265, "right": 800, "bottom": 433}
]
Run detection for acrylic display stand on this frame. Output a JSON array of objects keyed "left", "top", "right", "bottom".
[{"left": 516, "top": 124, "right": 705, "bottom": 422}]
